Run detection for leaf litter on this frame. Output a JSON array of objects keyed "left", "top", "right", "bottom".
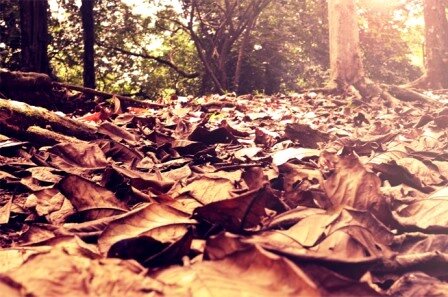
[{"left": 0, "top": 92, "right": 448, "bottom": 296}]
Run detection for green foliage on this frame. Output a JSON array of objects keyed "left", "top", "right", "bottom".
[
  {"left": 239, "top": 0, "right": 329, "bottom": 92},
  {"left": 48, "top": 0, "right": 200, "bottom": 97},
  {"left": 359, "top": 7, "right": 422, "bottom": 85},
  {"left": 0, "top": 0, "right": 21, "bottom": 69}
]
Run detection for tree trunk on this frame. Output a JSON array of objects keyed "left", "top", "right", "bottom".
[
  {"left": 407, "top": 0, "right": 448, "bottom": 89},
  {"left": 19, "top": 0, "right": 52, "bottom": 75},
  {"left": 233, "top": 19, "right": 255, "bottom": 94},
  {"left": 328, "top": 0, "right": 365, "bottom": 89},
  {"left": 325, "top": 0, "right": 440, "bottom": 106},
  {"left": 81, "top": 0, "right": 96, "bottom": 89}
]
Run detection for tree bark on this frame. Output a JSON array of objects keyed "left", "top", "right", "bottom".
[
  {"left": 26, "top": 126, "right": 88, "bottom": 146},
  {"left": 406, "top": 0, "right": 448, "bottom": 89},
  {"left": 328, "top": 0, "right": 365, "bottom": 89},
  {"left": 19, "top": 0, "right": 52, "bottom": 75},
  {"left": 81, "top": 0, "right": 96, "bottom": 89},
  {"left": 233, "top": 18, "right": 255, "bottom": 94}
]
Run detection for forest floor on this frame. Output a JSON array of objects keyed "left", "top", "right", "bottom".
[{"left": 0, "top": 88, "right": 448, "bottom": 296}]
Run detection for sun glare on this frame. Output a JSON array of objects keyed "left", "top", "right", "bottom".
[{"left": 360, "top": 0, "right": 407, "bottom": 11}]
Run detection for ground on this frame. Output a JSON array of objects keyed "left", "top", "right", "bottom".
[{"left": 0, "top": 89, "right": 447, "bottom": 296}]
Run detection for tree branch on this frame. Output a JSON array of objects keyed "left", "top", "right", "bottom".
[{"left": 97, "top": 42, "right": 200, "bottom": 79}]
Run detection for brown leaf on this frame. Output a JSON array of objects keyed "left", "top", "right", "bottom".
[
  {"left": 24, "top": 167, "right": 63, "bottom": 184},
  {"left": 299, "top": 264, "right": 383, "bottom": 297},
  {"left": 285, "top": 123, "right": 329, "bottom": 149},
  {"left": 233, "top": 146, "right": 263, "bottom": 160},
  {"left": 393, "top": 198, "right": 448, "bottom": 232},
  {"left": 94, "top": 139, "right": 143, "bottom": 167},
  {"left": 0, "top": 276, "right": 23, "bottom": 297},
  {"left": 0, "top": 247, "right": 50, "bottom": 273},
  {"left": 24, "top": 188, "right": 65, "bottom": 217},
  {"left": 387, "top": 272, "right": 448, "bottom": 297},
  {"left": 153, "top": 246, "right": 320, "bottom": 297},
  {"left": 0, "top": 198, "right": 12, "bottom": 224},
  {"left": 2, "top": 249, "right": 163, "bottom": 297},
  {"left": 108, "top": 229, "right": 193, "bottom": 268},
  {"left": 98, "top": 203, "right": 196, "bottom": 254},
  {"left": 178, "top": 170, "right": 242, "bottom": 204},
  {"left": 272, "top": 147, "right": 321, "bottom": 166},
  {"left": 397, "top": 157, "right": 443, "bottom": 186},
  {"left": 48, "top": 142, "right": 108, "bottom": 169},
  {"left": 98, "top": 122, "right": 138, "bottom": 143},
  {"left": 194, "top": 185, "right": 286, "bottom": 233},
  {"left": 58, "top": 175, "right": 128, "bottom": 220},
  {"left": 254, "top": 127, "right": 278, "bottom": 147},
  {"left": 268, "top": 207, "right": 327, "bottom": 229},
  {"left": 392, "top": 233, "right": 448, "bottom": 254},
  {"left": 105, "top": 165, "right": 174, "bottom": 194},
  {"left": 188, "top": 126, "right": 237, "bottom": 144},
  {"left": 312, "top": 226, "right": 384, "bottom": 259},
  {"left": 275, "top": 211, "right": 340, "bottom": 247},
  {"left": 241, "top": 166, "right": 269, "bottom": 190},
  {"left": 323, "top": 153, "right": 384, "bottom": 211}
]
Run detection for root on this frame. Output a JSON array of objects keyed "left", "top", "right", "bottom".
[
  {"left": 381, "top": 84, "right": 439, "bottom": 105},
  {"left": 340, "top": 77, "right": 441, "bottom": 107},
  {"left": 307, "top": 86, "right": 342, "bottom": 95},
  {"left": 352, "top": 77, "right": 399, "bottom": 107},
  {"left": 401, "top": 74, "right": 445, "bottom": 90}
]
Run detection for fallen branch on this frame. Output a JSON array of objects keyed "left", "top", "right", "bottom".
[
  {"left": 0, "top": 98, "right": 98, "bottom": 141},
  {"left": 1, "top": 69, "right": 165, "bottom": 111},
  {"left": 26, "top": 126, "right": 87, "bottom": 146},
  {"left": 52, "top": 82, "right": 165, "bottom": 109}
]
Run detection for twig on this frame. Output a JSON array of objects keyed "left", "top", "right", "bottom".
[{"left": 52, "top": 82, "right": 165, "bottom": 109}]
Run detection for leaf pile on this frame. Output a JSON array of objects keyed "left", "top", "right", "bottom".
[{"left": 1, "top": 92, "right": 448, "bottom": 296}]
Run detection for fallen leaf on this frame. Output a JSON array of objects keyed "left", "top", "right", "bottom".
[
  {"left": 194, "top": 185, "right": 285, "bottom": 233},
  {"left": 153, "top": 246, "right": 320, "bottom": 297},
  {"left": 0, "top": 198, "right": 12, "bottom": 224},
  {"left": 285, "top": 123, "right": 329, "bottom": 148},
  {"left": 178, "top": 171, "right": 242, "bottom": 204},
  {"left": 58, "top": 175, "right": 128, "bottom": 220},
  {"left": 387, "top": 272, "right": 448, "bottom": 297},
  {"left": 48, "top": 142, "right": 109, "bottom": 168},
  {"left": 98, "top": 203, "right": 196, "bottom": 254},
  {"left": 2, "top": 248, "right": 163, "bottom": 297},
  {"left": 272, "top": 147, "right": 321, "bottom": 166},
  {"left": 323, "top": 153, "right": 384, "bottom": 211}
]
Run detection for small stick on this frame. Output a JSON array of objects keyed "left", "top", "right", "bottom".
[{"left": 52, "top": 82, "right": 165, "bottom": 109}]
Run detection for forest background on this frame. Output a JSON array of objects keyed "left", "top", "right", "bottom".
[{"left": 0, "top": 0, "right": 426, "bottom": 98}]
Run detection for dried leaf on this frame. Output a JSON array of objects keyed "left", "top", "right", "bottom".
[
  {"left": 0, "top": 198, "right": 12, "bottom": 224},
  {"left": 272, "top": 147, "right": 321, "bottom": 166},
  {"left": 154, "top": 246, "right": 320, "bottom": 297},
  {"left": 179, "top": 171, "right": 242, "bottom": 204},
  {"left": 194, "top": 185, "right": 285, "bottom": 232},
  {"left": 58, "top": 175, "right": 127, "bottom": 210},
  {"left": 98, "top": 203, "right": 196, "bottom": 254},
  {"left": 3, "top": 249, "right": 163, "bottom": 297},
  {"left": 323, "top": 153, "right": 383, "bottom": 211}
]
